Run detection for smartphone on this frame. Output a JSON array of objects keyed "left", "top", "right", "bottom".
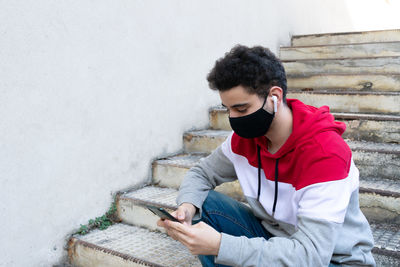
[{"left": 146, "top": 205, "right": 180, "bottom": 223}]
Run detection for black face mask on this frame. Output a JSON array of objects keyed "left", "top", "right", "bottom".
[{"left": 229, "top": 95, "right": 274, "bottom": 138}]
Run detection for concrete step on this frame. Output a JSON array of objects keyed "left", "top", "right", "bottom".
[
  {"left": 350, "top": 141, "right": 400, "bottom": 180},
  {"left": 209, "top": 106, "right": 400, "bottom": 143},
  {"left": 117, "top": 186, "right": 179, "bottom": 232},
  {"left": 370, "top": 223, "right": 400, "bottom": 266},
  {"left": 152, "top": 154, "right": 245, "bottom": 195},
  {"left": 287, "top": 90, "right": 400, "bottom": 114},
  {"left": 332, "top": 113, "right": 400, "bottom": 144},
  {"left": 287, "top": 73, "right": 400, "bottom": 91},
  {"left": 183, "top": 129, "right": 231, "bottom": 154},
  {"left": 280, "top": 42, "right": 400, "bottom": 60},
  {"left": 152, "top": 154, "right": 244, "bottom": 200},
  {"left": 183, "top": 130, "right": 400, "bottom": 180},
  {"left": 67, "top": 220, "right": 400, "bottom": 267},
  {"left": 152, "top": 153, "right": 206, "bottom": 189},
  {"left": 114, "top": 186, "right": 400, "bottom": 266},
  {"left": 360, "top": 177, "right": 400, "bottom": 224},
  {"left": 283, "top": 57, "right": 400, "bottom": 75},
  {"left": 152, "top": 154, "right": 202, "bottom": 190},
  {"left": 291, "top": 29, "right": 400, "bottom": 46},
  {"left": 68, "top": 223, "right": 201, "bottom": 267}
]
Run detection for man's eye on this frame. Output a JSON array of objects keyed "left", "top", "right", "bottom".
[{"left": 237, "top": 109, "right": 247, "bottom": 113}]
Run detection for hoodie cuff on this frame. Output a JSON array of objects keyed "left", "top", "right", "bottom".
[
  {"left": 176, "top": 193, "right": 203, "bottom": 221},
  {"left": 215, "top": 233, "right": 243, "bottom": 266}
]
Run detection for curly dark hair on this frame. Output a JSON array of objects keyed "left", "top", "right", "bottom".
[{"left": 207, "top": 45, "right": 287, "bottom": 102}]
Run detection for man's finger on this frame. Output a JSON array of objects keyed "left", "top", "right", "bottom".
[
  {"left": 157, "top": 219, "right": 166, "bottom": 228},
  {"left": 167, "top": 227, "right": 191, "bottom": 245},
  {"left": 166, "top": 220, "right": 191, "bottom": 235}
]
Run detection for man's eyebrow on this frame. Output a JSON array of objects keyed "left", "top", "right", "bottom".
[{"left": 221, "top": 103, "right": 249, "bottom": 108}]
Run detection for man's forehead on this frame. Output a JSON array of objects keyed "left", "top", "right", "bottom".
[{"left": 219, "top": 85, "right": 262, "bottom": 108}]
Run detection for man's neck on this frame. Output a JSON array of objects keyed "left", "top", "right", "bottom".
[{"left": 265, "top": 104, "right": 293, "bottom": 154}]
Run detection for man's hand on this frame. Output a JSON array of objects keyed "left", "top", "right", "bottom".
[
  {"left": 157, "top": 203, "right": 221, "bottom": 255},
  {"left": 158, "top": 219, "right": 222, "bottom": 256}
]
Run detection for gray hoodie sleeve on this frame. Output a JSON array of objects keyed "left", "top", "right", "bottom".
[
  {"left": 176, "top": 145, "right": 237, "bottom": 220},
  {"left": 215, "top": 215, "right": 341, "bottom": 267}
]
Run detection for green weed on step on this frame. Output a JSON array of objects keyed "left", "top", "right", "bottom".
[{"left": 76, "top": 195, "right": 119, "bottom": 235}]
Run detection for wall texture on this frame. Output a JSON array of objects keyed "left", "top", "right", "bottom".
[{"left": 1, "top": 0, "right": 399, "bottom": 266}]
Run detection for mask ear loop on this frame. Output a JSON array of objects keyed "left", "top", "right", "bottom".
[{"left": 261, "top": 94, "right": 268, "bottom": 108}]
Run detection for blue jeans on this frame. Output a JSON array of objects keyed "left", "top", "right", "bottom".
[{"left": 195, "top": 190, "right": 340, "bottom": 267}]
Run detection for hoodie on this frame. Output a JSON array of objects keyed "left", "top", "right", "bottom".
[{"left": 177, "top": 99, "right": 376, "bottom": 266}]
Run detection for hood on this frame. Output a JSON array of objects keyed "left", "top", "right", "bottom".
[{"left": 254, "top": 98, "right": 346, "bottom": 158}]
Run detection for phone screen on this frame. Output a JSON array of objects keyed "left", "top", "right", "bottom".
[{"left": 146, "top": 205, "right": 180, "bottom": 223}]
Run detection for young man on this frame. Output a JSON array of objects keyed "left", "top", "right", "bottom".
[{"left": 157, "top": 45, "right": 376, "bottom": 266}]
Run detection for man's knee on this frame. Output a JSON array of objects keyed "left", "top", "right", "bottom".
[
  {"left": 202, "top": 190, "right": 219, "bottom": 212},
  {"left": 202, "top": 190, "right": 238, "bottom": 217}
]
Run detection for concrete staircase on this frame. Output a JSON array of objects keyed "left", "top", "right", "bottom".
[{"left": 68, "top": 29, "right": 400, "bottom": 267}]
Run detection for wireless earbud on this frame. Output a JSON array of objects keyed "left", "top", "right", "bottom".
[{"left": 272, "top": 96, "right": 278, "bottom": 112}]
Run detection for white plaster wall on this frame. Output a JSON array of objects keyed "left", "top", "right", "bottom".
[
  {"left": 282, "top": 0, "right": 400, "bottom": 36},
  {"left": 0, "top": 0, "right": 399, "bottom": 266}
]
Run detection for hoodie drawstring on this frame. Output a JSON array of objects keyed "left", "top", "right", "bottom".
[
  {"left": 272, "top": 158, "right": 279, "bottom": 217},
  {"left": 257, "top": 145, "right": 279, "bottom": 218},
  {"left": 257, "top": 145, "right": 262, "bottom": 201}
]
